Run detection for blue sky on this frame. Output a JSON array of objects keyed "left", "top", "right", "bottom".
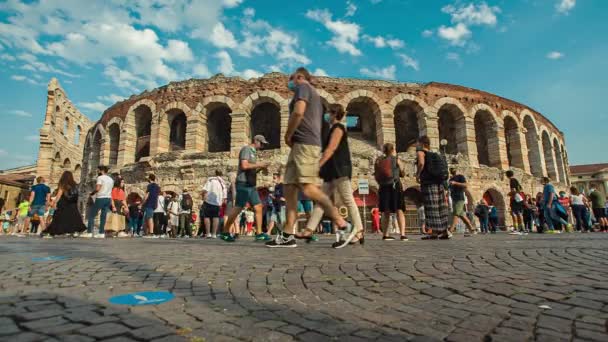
[{"left": 0, "top": 0, "right": 606, "bottom": 169}]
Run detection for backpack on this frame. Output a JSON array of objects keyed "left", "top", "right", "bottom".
[
  {"left": 374, "top": 157, "right": 395, "bottom": 185},
  {"left": 181, "top": 193, "right": 193, "bottom": 211},
  {"left": 424, "top": 151, "right": 449, "bottom": 183}
]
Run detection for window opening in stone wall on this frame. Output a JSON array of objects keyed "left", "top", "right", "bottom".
[
  {"left": 63, "top": 158, "right": 71, "bottom": 169},
  {"left": 74, "top": 125, "right": 81, "bottom": 145},
  {"left": 523, "top": 116, "right": 543, "bottom": 177},
  {"left": 437, "top": 104, "right": 465, "bottom": 155},
  {"left": 108, "top": 123, "right": 120, "bottom": 166},
  {"left": 394, "top": 102, "right": 421, "bottom": 153},
  {"left": 474, "top": 110, "right": 499, "bottom": 168},
  {"left": 251, "top": 102, "right": 280, "bottom": 150},
  {"left": 346, "top": 98, "right": 379, "bottom": 146},
  {"left": 63, "top": 117, "right": 69, "bottom": 136},
  {"left": 542, "top": 131, "right": 557, "bottom": 181},
  {"left": 207, "top": 104, "right": 232, "bottom": 152},
  {"left": 168, "top": 110, "right": 187, "bottom": 151},
  {"left": 504, "top": 116, "right": 524, "bottom": 170},
  {"left": 74, "top": 164, "right": 81, "bottom": 183},
  {"left": 135, "top": 105, "right": 152, "bottom": 161}
]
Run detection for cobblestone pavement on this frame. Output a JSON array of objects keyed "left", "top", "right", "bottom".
[{"left": 1, "top": 233, "right": 608, "bottom": 342}]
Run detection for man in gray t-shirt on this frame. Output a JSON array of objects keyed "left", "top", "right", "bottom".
[
  {"left": 220, "top": 135, "right": 271, "bottom": 242},
  {"left": 288, "top": 83, "right": 323, "bottom": 147}
]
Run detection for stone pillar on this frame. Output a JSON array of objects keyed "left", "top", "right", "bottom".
[
  {"left": 230, "top": 112, "right": 250, "bottom": 157},
  {"left": 186, "top": 112, "right": 206, "bottom": 152},
  {"left": 118, "top": 124, "right": 133, "bottom": 166},
  {"left": 513, "top": 129, "right": 530, "bottom": 173},
  {"left": 379, "top": 111, "right": 393, "bottom": 148},
  {"left": 151, "top": 113, "right": 168, "bottom": 154},
  {"left": 460, "top": 117, "right": 479, "bottom": 167},
  {"left": 536, "top": 136, "right": 548, "bottom": 178},
  {"left": 280, "top": 108, "right": 289, "bottom": 153},
  {"left": 99, "top": 138, "right": 110, "bottom": 167},
  {"left": 548, "top": 147, "right": 560, "bottom": 183},
  {"left": 422, "top": 114, "right": 440, "bottom": 150},
  {"left": 492, "top": 125, "right": 509, "bottom": 170}
]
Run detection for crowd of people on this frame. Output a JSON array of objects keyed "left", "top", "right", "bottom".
[{"left": 2, "top": 67, "right": 608, "bottom": 246}]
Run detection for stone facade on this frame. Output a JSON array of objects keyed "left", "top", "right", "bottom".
[
  {"left": 68, "top": 73, "right": 569, "bottom": 228},
  {"left": 36, "top": 78, "right": 93, "bottom": 190}
]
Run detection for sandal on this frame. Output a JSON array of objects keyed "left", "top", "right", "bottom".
[{"left": 295, "top": 229, "right": 316, "bottom": 243}]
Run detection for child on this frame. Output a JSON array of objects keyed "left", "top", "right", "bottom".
[
  {"left": 488, "top": 205, "right": 499, "bottom": 233},
  {"left": 1, "top": 211, "right": 12, "bottom": 234},
  {"left": 30, "top": 213, "right": 41, "bottom": 235},
  {"left": 167, "top": 196, "right": 180, "bottom": 238},
  {"left": 245, "top": 208, "right": 254, "bottom": 236},
  {"left": 128, "top": 200, "right": 142, "bottom": 237},
  {"left": 523, "top": 196, "right": 537, "bottom": 233},
  {"left": 474, "top": 200, "right": 490, "bottom": 234}
]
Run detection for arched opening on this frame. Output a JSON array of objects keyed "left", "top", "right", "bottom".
[
  {"left": 63, "top": 117, "right": 69, "bottom": 136},
  {"left": 346, "top": 97, "right": 381, "bottom": 146},
  {"left": 474, "top": 110, "right": 500, "bottom": 167},
  {"left": 554, "top": 138, "right": 566, "bottom": 183},
  {"left": 91, "top": 130, "right": 102, "bottom": 172},
  {"left": 74, "top": 164, "right": 81, "bottom": 183},
  {"left": 541, "top": 131, "right": 557, "bottom": 181},
  {"left": 504, "top": 116, "right": 524, "bottom": 170},
  {"left": 168, "top": 109, "right": 187, "bottom": 151},
  {"left": 251, "top": 102, "right": 280, "bottom": 150},
  {"left": 523, "top": 116, "right": 542, "bottom": 177},
  {"left": 207, "top": 104, "right": 232, "bottom": 152},
  {"left": 135, "top": 105, "right": 152, "bottom": 161},
  {"left": 394, "top": 101, "right": 421, "bottom": 153},
  {"left": 63, "top": 158, "right": 71, "bottom": 169},
  {"left": 74, "top": 125, "right": 81, "bottom": 145},
  {"left": 108, "top": 123, "right": 120, "bottom": 166},
  {"left": 483, "top": 189, "right": 506, "bottom": 229},
  {"left": 438, "top": 104, "right": 467, "bottom": 155}
]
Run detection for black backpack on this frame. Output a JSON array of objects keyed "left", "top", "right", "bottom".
[
  {"left": 181, "top": 194, "right": 193, "bottom": 211},
  {"left": 424, "top": 151, "right": 449, "bottom": 183}
]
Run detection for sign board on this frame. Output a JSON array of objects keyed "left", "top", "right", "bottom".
[
  {"left": 109, "top": 291, "right": 175, "bottom": 306},
  {"left": 32, "top": 256, "right": 68, "bottom": 262},
  {"left": 358, "top": 179, "right": 369, "bottom": 195}
]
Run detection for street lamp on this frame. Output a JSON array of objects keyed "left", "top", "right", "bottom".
[{"left": 440, "top": 139, "right": 448, "bottom": 155}]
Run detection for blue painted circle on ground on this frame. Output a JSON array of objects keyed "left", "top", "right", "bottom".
[
  {"left": 31, "top": 256, "right": 68, "bottom": 262},
  {"left": 108, "top": 291, "right": 175, "bottom": 306}
]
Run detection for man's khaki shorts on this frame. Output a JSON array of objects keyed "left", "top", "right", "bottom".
[{"left": 284, "top": 143, "right": 321, "bottom": 185}]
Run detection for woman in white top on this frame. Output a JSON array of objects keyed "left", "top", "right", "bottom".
[
  {"left": 150, "top": 192, "right": 166, "bottom": 237},
  {"left": 570, "top": 186, "right": 590, "bottom": 232}
]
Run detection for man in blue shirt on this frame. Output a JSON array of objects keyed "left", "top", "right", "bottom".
[{"left": 28, "top": 176, "right": 50, "bottom": 234}]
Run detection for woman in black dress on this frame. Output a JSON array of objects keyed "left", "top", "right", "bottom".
[{"left": 45, "top": 171, "right": 86, "bottom": 237}]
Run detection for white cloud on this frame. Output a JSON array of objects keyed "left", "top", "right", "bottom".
[
  {"left": 313, "top": 68, "right": 329, "bottom": 77},
  {"left": 205, "top": 23, "right": 238, "bottom": 49},
  {"left": 442, "top": 2, "right": 501, "bottom": 27},
  {"left": 11, "top": 75, "right": 26, "bottom": 81},
  {"left": 97, "top": 94, "right": 126, "bottom": 104},
  {"left": 25, "top": 135, "right": 39, "bottom": 142},
  {"left": 547, "top": 51, "right": 564, "bottom": 59},
  {"left": 243, "top": 8, "right": 255, "bottom": 17},
  {"left": 397, "top": 53, "right": 419, "bottom": 71},
  {"left": 446, "top": 52, "right": 463, "bottom": 66},
  {"left": 10, "top": 74, "right": 41, "bottom": 85},
  {"left": 345, "top": 1, "right": 357, "bottom": 17},
  {"left": 422, "top": 30, "right": 434, "bottom": 38},
  {"left": 215, "top": 50, "right": 262, "bottom": 79},
  {"left": 556, "top": 0, "right": 576, "bottom": 14},
  {"left": 78, "top": 101, "right": 108, "bottom": 113},
  {"left": 193, "top": 63, "right": 212, "bottom": 78},
  {"left": 438, "top": 23, "right": 472, "bottom": 46},
  {"left": 363, "top": 35, "right": 404, "bottom": 49},
  {"left": 360, "top": 65, "right": 396, "bottom": 80},
  {"left": 10, "top": 110, "right": 33, "bottom": 117},
  {"left": 0, "top": 149, "right": 7, "bottom": 156},
  {"left": 0, "top": 53, "right": 15, "bottom": 61},
  {"left": 222, "top": 0, "right": 243, "bottom": 8},
  {"left": 17, "top": 53, "right": 77, "bottom": 77},
  {"left": 103, "top": 64, "right": 154, "bottom": 92},
  {"left": 306, "top": 9, "right": 362, "bottom": 56}
]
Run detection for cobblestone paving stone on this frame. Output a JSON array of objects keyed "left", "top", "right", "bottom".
[{"left": 1, "top": 233, "right": 607, "bottom": 341}]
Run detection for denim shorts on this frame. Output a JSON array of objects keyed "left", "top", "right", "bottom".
[
  {"left": 144, "top": 207, "right": 155, "bottom": 220},
  {"left": 28, "top": 205, "right": 46, "bottom": 217}
]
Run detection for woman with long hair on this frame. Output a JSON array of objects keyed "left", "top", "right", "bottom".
[
  {"left": 111, "top": 177, "right": 129, "bottom": 237},
  {"left": 570, "top": 186, "right": 590, "bottom": 232},
  {"left": 299, "top": 103, "right": 363, "bottom": 248},
  {"left": 45, "top": 171, "right": 86, "bottom": 237}
]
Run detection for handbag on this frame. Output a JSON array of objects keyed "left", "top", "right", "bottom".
[
  {"left": 106, "top": 212, "right": 125, "bottom": 232},
  {"left": 514, "top": 192, "right": 523, "bottom": 203}
]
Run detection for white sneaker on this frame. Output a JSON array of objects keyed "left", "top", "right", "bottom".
[
  {"left": 94, "top": 234, "right": 105, "bottom": 239},
  {"left": 80, "top": 232, "right": 93, "bottom": 238},
  {"left": 117, "top": 232, "right": 129, "bottom": 238},
  {"left": 211, "top": 234, "right": 217, "bottom": 239},
  {"left": 205, "top": 233, "right": 212, "bottom": 239}
]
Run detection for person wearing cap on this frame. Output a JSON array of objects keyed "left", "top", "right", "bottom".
[
  {"left": 219, "top": 135, "right": 271, "bottom": 242},
  {"left": 266, "top": 67, "right": 354, "bottom": 248}
]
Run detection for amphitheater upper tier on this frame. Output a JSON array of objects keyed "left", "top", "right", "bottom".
[{"left": 82, "top": 72, "right": 569, "bottom": 185}]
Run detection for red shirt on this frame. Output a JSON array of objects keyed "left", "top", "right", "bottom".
[
  {"left": 558, "top": 197, "right": 571, "bottom": 209},
  {"left": 111, "top": 188, "right": 126, "bottom": 201}
]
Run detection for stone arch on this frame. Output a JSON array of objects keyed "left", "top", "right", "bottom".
[
  {"left": 250, "top": 100, "right": 281, "bottom": 150},
  {"left": 157, "top": 102, "right": 196, "bottom": 153},
  {"left": 341, "top": 90, "right": 384, "bottom": 147},
  {"left": 553, "top": 136, "right": 566, "bottom": 183},
  {"left": 541, "top": 129, "right": 557, "bottom": 181},
  {"left": 390, "top": 94, "right": 429, "bottom": 153},
  {"left": 74, "top": 164, "right": 81, "bottom": 183},
  {"left": 522, "top": 113, "right": 543, "bottom": 177},
  {"left": 473, "top": 105, "right": 501, "bottom": 168},
  {"left": 316, "top": 89, "right": 337, "bottom": 108},
  {"left": 503, "top": 113, "right": 525, "bottom": 170},
  {"left": 435, "top": 97, "right": 469, "bottom": 156},
  {"left": 241, "top": 91, "right": 287, "bottom": 115},
  {"left": 107, "top": 122, "right": 121, "bottom": 166},
  {"left": 63, "top": 116, "right": 70, "bottom": 138},
  {"left": 483, "top": 187, "right": 506, "bottom": 229},
  {"left": 199, "top": 95, "right": 241, "bottom": 152},
  {"left": 63, "top": 158, "right": 71, "bottom": 169},
  {"left": 205, "top": 102, "right": 233, "bottom": 153},
  {"left": 123, "top": 99, "right": 156, "bottom": 164}
]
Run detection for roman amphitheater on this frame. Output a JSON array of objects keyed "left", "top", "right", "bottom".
[{"left": 36, "top": 73, "right": 570, "bottom": 229}]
